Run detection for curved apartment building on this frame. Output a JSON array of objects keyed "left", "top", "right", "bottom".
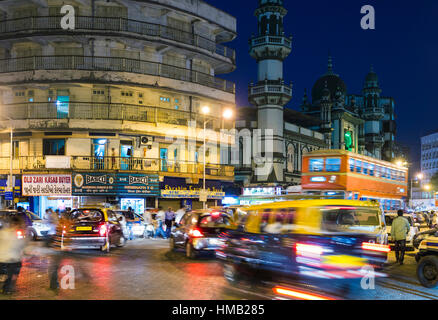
[{"left": 0, "top": 0, "right": 236, "bottom": 213}]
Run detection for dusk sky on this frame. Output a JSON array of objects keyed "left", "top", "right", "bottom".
[{"left": 209, "top": 0, "right": 437, "bottom": 171}]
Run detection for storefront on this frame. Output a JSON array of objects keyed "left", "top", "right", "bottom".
[
  {"left": 72, "top": 172, "right": 159, "bottom": 214},
  {"left": 22, "top": 174, "right": 73, "bottom": 217},
  {"left": 159, "top": 177, "right": 233, "bottom": 210}
]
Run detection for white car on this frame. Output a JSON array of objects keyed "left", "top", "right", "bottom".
[
  {"left": 385, "top": 213, "right": 419, "bottom": 250},
  {"left": 25, "top": 211, "right": 54, "bottom": 240}
]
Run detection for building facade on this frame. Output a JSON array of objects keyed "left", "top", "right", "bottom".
[
  {"left": 421, "top": 132, "right": 438, "bottom": 182},
  {"left": 0, "top": 0, "right": 237, "bottom": 213},
  {"left": 301, "top": 59, "right": 397, "bottom": 162}
]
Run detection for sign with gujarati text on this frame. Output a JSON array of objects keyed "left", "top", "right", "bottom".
[{"left": 22, "top": 174, "right": 72, "bottom": 196}]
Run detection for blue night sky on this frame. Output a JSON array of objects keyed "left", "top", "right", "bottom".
[{"left": 208, "top": 0, "right": 438, "bottom": 171}]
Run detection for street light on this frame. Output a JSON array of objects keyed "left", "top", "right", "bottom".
[{"left": 200, "top": 106, "right": 233, "bottom": 209}]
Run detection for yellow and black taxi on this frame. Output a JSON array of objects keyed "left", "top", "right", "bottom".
[
  {"left": 170, "top": 209, "right": 234, "bottom": 259},
  {"left": 216, "top": 200, "right": 390, "bottom": 287},
  {"left": 60, "top": 207, "right": 127, "bottom": 252}
]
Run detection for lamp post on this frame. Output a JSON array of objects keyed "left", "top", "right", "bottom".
[{"left": 200, "top": 106, "right": 233, "bottom": 209}]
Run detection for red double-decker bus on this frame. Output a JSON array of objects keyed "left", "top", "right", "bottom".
[{"left": 301, "top": 150, "right": 408, "bottom": 211}]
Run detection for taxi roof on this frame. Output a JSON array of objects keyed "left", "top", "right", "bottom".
[{"left": 245, "top": 199, "right": 379, "bottom": 211}]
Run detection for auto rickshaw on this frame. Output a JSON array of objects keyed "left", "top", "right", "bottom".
[{"left": 217, "top": 199, "right": 390, "bottom": 293}]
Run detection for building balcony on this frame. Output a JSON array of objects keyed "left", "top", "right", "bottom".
[
  {"left": 365, "top": 133, "right": 385, "bottom": 147},
  {"left": 249, "top": 35, "right": 292, "bottom": 60},
  {"left": 0, "top": 102, "right": 233, "bottom": 131},
  {"left": 249, "top": 35, "right": 292, "bottom": 49},
  {"left": 0, "top": 156, "right": 234, "bottom": 180},
  {"left": 0, "top": 55, "right": 235, "bottom": 94},
  {"left": 362, "top": 107, "right": 385, "bottom": 120},
  {"left": 248, "top": 80, "right": 292, "bottom": 107},
  {"left": 0, "top": 16, "right": 235, "bottom": 66}
]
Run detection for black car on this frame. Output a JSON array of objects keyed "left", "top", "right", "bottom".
[
  {"left": 170, "top": 209, "right": 233, "bottom": 258},
  {"left": 62, "top": 207, "right": 126, "bottom": 252}
]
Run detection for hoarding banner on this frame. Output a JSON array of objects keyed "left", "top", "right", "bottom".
[
  {"left": 72, "top": 172, "right": 117, "bottom": 196},
  {"left": 116, "top": 174, "right": 160, "bottom": 196},
  {"left": 0, "top": 178, "right": 21, "bottom": 197},
  {"left": 22, "top": 174, "right": 72, "bottom": 196}
]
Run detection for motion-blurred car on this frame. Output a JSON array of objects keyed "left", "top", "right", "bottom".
[
  {"left": 385, "top": 213, "right": 419, "bottom": 251},
  {"left": 0, "top": 211, "right": 27, "bottom": 240},
  {"left": 0, "top": 209, "right": 52, "bottom": 240},
  {"left": 217, "top": 200, "right": 390, "bottom": 292},
  {"left": 170, "top": 209, "right": 233, "bottom": 258},
  {"left": 62, "top": 207, "right": 126, "bottom": 252},
  {"left": 113, "top": 210, "right": 146, "bottom": 240}
]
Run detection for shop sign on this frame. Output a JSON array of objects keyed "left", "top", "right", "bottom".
[
  {"left": 22, "top": 174, "right": 72, "bottom": 196},
  {"left": 117, "top": 174, "right": 160, "bottom": 196},
  {"left": 72, "top": 172, "right": 116, "bottom": 196},
  {"left": 0, "top": 178, "right": 21, "bottom": 197},
  {"left": 242, "top": 187, "right": 282, "bottom": 196},
  {"left": 161, "top": 185, "right": 225, "bottom": 199},
  {"left": 45, "top": 156, "right": 71, "bottom": 169}
]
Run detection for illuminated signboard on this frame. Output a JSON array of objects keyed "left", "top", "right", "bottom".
[
  {"left": 242, "top": 187, "right": 282, "bottom": 196},
  {"left": 310, "top": 176, "right": 326, "bottom": 182}
]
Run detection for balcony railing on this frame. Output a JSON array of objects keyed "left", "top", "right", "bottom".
[
  {"left": 0, "top": 16, "right": 235, "bottom": 62},
  {"left": 249, "top": 35, "right": 292, "bottom": 49},
  {"left": 0, "top": 102, "right": 233, "bottom": 130},
  {"left": 0, "top": 156, "right": 234, "bottom": 178},
  {"left": 0, "top": 55, "right": 235, "bottom": 94},
  {"left": 249, "top": 82, "right": 292, "bottom": 96}
]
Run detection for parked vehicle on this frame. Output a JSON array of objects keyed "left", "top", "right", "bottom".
[
  {"left": 217, "top": 200, "right": 390, "bottom": 291},
  {"left": 62, "top": 207, "right": 126, "bottom": 252},
  {"left": 170, "top": 209, "right": 234, "bottom": 259}
]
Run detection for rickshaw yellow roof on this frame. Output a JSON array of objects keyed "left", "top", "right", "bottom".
[{"left": 245, "top": 199, "right": 379, "bottom": 212}]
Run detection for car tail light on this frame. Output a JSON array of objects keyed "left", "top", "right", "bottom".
[
  {"left": 16, "top": 230, "right": 24, "bottom": 239},
  {"left": 273, "top": 286, "right": 333, "bottom": 300},
  {"left": 99, "top": 224, "right": 108, "bottom": 237},
  {"left": 362, "top": 242, "right": 390, "bottom": 253},
  {"left": 295, "top": 243, "right": 324, "bottom": 256},
  {"left": 189, "top": 228, "right": 204, "bottom": 238}
]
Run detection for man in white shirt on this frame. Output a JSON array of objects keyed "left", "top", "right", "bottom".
[{"left": 154, "top": 207, "right": 166, "bottom": 239}]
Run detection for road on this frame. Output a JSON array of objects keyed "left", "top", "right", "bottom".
[{"left": 1, "top": 239, "right": 437, "bottom": 300}]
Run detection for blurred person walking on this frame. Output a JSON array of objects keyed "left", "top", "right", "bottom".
[
  {"left": 154, "top": 207, "right": 166, "bottom": 239},
  {"left": 0, "top": 216, "right": 27, "bottom": 294},
  {"left": 391, "top": 209, "right": 411, "bottom": 265},
  {"left": 165, "top": 207, "right": 175, "bottom": 238},
  {"left": 175, "top": 206, "right": 186, "bottom": 226}
]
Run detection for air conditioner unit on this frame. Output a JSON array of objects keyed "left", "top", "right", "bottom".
[{"left": 140, "top": 136, "right": 153, "bottom": 146}]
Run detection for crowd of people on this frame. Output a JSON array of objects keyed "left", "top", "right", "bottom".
[{"left": 142, "top": 206, "right": 188, "bottom": 240}]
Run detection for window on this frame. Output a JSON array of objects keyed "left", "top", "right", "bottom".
[
  {"left": 12, "top": 141, "right": 19, "bottom": 159},
  {"left": 43, "top": 139, "right": 65, "bottom": 156},
  {"left": 93, "top": 90, "right": 105, "bottom": 95},
  {"left": 380, "top": 166, "right": 386, "bottom": 179},
  {"left": 349, "top": 158, "right": 355, "bottom": 172},
  {"left": 160, "top": 97, "right": 170, "bottom": 102},
  {"left": 326, "top": 158, "right": 341, "bottom": 172},
  {"left": 309, "top": 158, "right": 324, "bottom": 172},
  {"left": 15, "top": 91, "right": 25, "bottom": 97},
  {"left": 368, "top": 163, "right": 375, "bottom": 176},
  {"left": 355, "top": 160, "right": 362, "bottom": 174},
  {"left": 121, "top": 91, "right": 133, "bottom": 97},
  {"left": 363, "top": 162, "right": 369, "bottom": 175}
]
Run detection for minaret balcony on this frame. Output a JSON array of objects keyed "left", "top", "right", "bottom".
[
  {"left": 365, "top": 133, "right": 385, "bottom": 147},
  {"left": 248, "top": 80, "right": 292, "bottom": 106},
  {"left": 362, "top": 107, "right": 385, "bottom": 120},
  {"left": 249, "top": 35, "right": 292, "bottom": 60}
]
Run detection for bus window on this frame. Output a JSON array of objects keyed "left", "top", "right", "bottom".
[
  {"left": 349, "top": 158, "right": 355, "bottom": 172},
  {"left": 380, "top": 167, "right": 386, "bottom": 179},
  {"left": 355, "top": 160, "right": 362, "bottom": 174},
  {"left": 375, "top": 165, "right": 381, "bottom": 178},
  {"left": 326, "top": 158, "right": 341, "bottom": 172},
  {"left": 391, "top": 169, "right": 396, "bottom": 180},
  {"left": 369, "top": 163, "right": 375, "bottom": 176},
  {"left": 363, "top": 162, "right": 369, "bottom": 175},
  {"left": 309, "top": 158, "right": 324, "bottom": 172}
]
